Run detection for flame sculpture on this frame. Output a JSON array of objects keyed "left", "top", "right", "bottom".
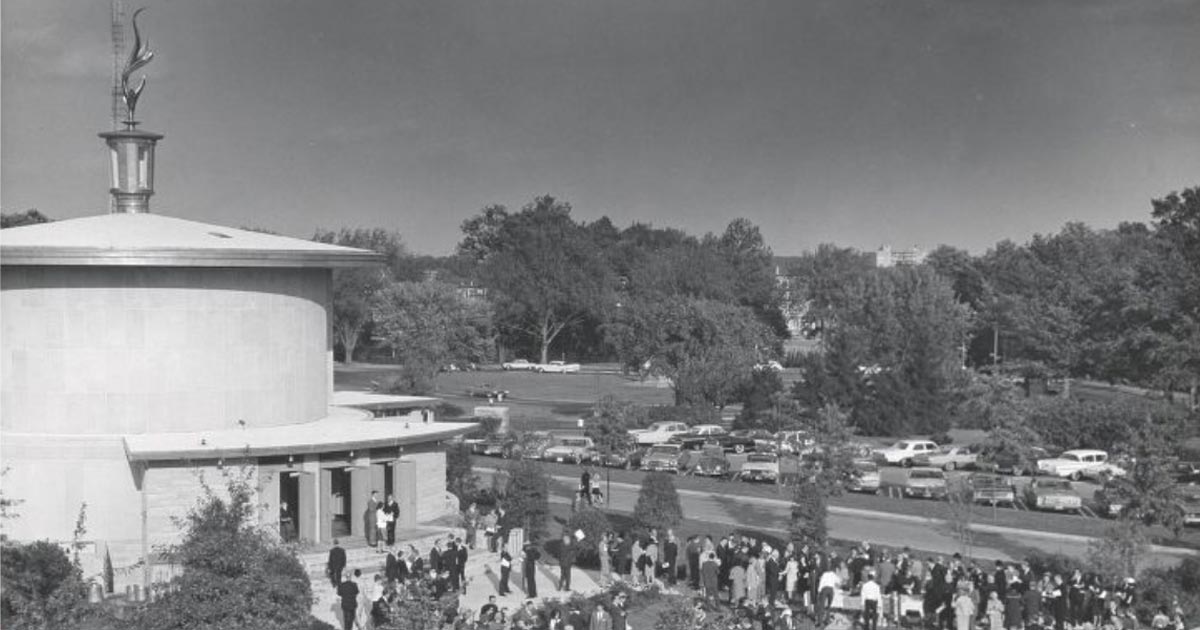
[{"left": 120, "top": 8, "right": 154, "bottom": 126}]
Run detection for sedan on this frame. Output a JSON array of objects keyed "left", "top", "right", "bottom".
[
  {"left": 641, "top": 444, "right": 687, "bottom": 473},
  {"left": 1024, "top": 478, "right": 1083, "bottom": 513},
  {"left": 720, "top": 430, "right": 775, "bottom": 454},
  {"left": 914, "top": 445, "right": 979, "bottom": 471},
  {"left": 689, "top": 454, "right": 732, "bottom": 479},
  {"left": 738, "top": 453, "right": 781, "bottom": 483},
  {"left": 846, "top": 460, "right": 881, "bottom": 494},
  {"left": 502, "top": 359, "right": 535, "bottom": 371}
]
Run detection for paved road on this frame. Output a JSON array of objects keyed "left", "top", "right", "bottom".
[{"left": 478, "top": 468, "right": 1193, "bottom": 570}]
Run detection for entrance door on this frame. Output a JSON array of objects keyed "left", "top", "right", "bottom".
[
  {"left": 383, "top": 463, "right": 394, "bottom": 499},
  {"left": 330, "top": 468, "right": 352, "bottom": 538},
  {"left": 278, "top": 473, "right": 300, "bottom": 542}
]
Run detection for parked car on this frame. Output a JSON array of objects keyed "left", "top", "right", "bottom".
[
  {"left": 512, "top": 431, "right": 554, "bottom": 460},
  {"left": 600, "top": 448, "right": 644, "bottom": 470},
  {"left": 535, "top": 360, "right": 581, "bottom": 374},
  {"left": 472, "top": 434, "right": 516, "bottom": 458},
  {"left": 1092, "top": 481, "right": 1125, "bottom": 518},
  {"left": 967, "top": 473, "right": 1016, "bottom": 506},
  {"left": 542, "top": 435, "right": 598, "bottom": 464},
  {"left": 641, "top": 444, "right": 687, "bottom": 473},
  {"left": 738, "top": 453, "right": 781, "bottom": 483},
  {"left": 873, "top": 440, "right": 940, "bottom": 467},
  {"left": 1170, "top": 461, "right": 1200, "bottom": 484},
  {"left": 502, "top": 359, "right": 535, "bottom": 371},
  {"left": 890, "top": 467, "right": 949, "bottom": 500},
  {"left": 754, "top": 360, "right": 784, "bottom": 372},
  {"left": 689, "top": 453, "right": 732, "bottom": 478},
  {"left": 671, "top": 424, "right": 728, "bottom": 450},
  {"left": 719, "top": 429, "right": 774, "bottom": 454},
  {"left": 775, "top": 431, "right": 814, "bottom": 455},
  {"left": 1179, "top": 484, "right": 1200, "bottom": 527},
  {"left": 915, "top": 445, "right": 980, "bottom": 471},
  {"left": 630, "top": 421, "right": 692, "bottom": 446},
  {"left": 976, "top": 446, "right": 1053, "bottom": 476},
  {"left": 1024, "top": 477, "right": 1083, "bottom": 513},
  {"left": 1037, "top": 449, "right": 1126, "bottom": 481},
  {"left": 466, "top": 384, "right": 509, "bottom": 402},
  {"left": 846, "top": 460, "right": 881, "bottom": 494}
]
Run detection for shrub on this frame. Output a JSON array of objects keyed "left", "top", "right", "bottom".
[
  {"left": 0, "top": 540, "right": 89, "bottom": 630},
  {"left": 1024, "top": 550, "right": 1083, "bottom": 578},
  {"left": 564, "top": 507, "right": 611, "bottom": 567},
  {"left": 789, "top": 481, "right": 827, "bottom": 548},
  {"left": 501, "top": 460, "right": 551, "bottom": 544},
  {"left": 632, "top": 473, "right": 682, "bottom": 534},
  {"left": 445, "top": 442, "right": 478, "bottom": 505}
]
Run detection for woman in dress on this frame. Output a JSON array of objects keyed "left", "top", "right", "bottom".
[
  {"left": 598, "top": 532, "right": 612, "bottom": 585},
  {"left": 987, "top": 591, "right": 1005, "bottom": 630},
  {"left": 748, "top": 555, "right": 766, "bottom": 605},
  {"left": 954, "top": 585, "right": 978, "bottom": 630},
  {"left": 784, "top": 554, "right": 800, "bottom": 603},
  {"left": 730, "top": 562, "right": 748, "bottom": 606}
]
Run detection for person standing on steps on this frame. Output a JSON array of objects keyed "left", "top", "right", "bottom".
[
  {"left": 365, "top": 491, "right": 380, "bottom": 548},
  {"left": 384, "top": 494, "right": 399, "bottom": 545},
  {"left": 327, "top": 539, "right": 347, "bottom": 587},
  {"left": 558, "top": 533, "right": 575, "bottom": 592},
  {"left": 336, "top": 568, "right": 360, "bottom": 630},
  {"left": 455, "top": 536, "right": 469, "bottom": 594}
]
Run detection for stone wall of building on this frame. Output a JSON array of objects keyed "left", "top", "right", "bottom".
[
  {"left": 143, "top": 460, "right": 261, "bottom": 549},
  {"left": 0, "top": 266, "right": 332, "bottom": 435}
]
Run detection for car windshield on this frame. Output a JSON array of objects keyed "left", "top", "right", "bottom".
[
  {"left": 650, "top": 446, "right": 679, "bottom": 455},
  {"left": 747, "top": 454, "right": 777, "bottom": 463},
  {"left": 1062, "top": 454, "right": 1083, "bottom": 462},
  {"left": 560, "top": 439, "right": 589, "bottom": 447},
  {"left": 910, "top": 470, "right": 944, "bottom": 480},
  {"left": 855, "top": 461, "right": 879, "bottom": 472},
  {"left": 892, "top": 442, "right": 912, "bottom": 450},
  {"left": 699, "top": 457, "right": 725, "bottom": 466},
  {"left": 974, "top": 476, "right": 1003, "bottom": 486},
  {"left": 1039, "top": 480, "right": 1071, "bottom": 490}
]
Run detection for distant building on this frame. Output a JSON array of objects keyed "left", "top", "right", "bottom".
[
  {"left": 0, "top": 104, "right": 474, "bottom": 590},
  {"left": 774, "top": 265, "right": 810, "bottom": 339},
  {"left": 874, "top": 245, "right": 928, "bottom": 268}
]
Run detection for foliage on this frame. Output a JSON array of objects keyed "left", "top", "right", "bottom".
[
  {"left": 605, "top": 295, "right": 775, "bottom": 406},
  {"left": 1086, "top": 520, "right": 1148, "bottom": 583},
  {"left": 797, "top": 404, "right": 861, "bottom": 496},
  {"left": 732, "top": 370, "right": 786, "bottom": 430},
  {"left": 655, "top": 596, "right": 729, "bottom": 630},
  {"left": 646, "top": 404, "right": 720, "bottom": 427},
  {"left": 789, "top": 481, "right": 827, "bottom": 548},
  {"left": 792, "top": 265, "right": 971, "bottom": 436},
  {"left": 0, "top": 209, "right": 51, "bottom": 229},
  {"left": 371, "top": 280, "right": 494, "bottom": 383},
  {"left": 1024, "top": 396, "right": 1192, "bottom": 453},
  {"left": 1103, "top": 419, "right": 1186, "bottom": 535},
  {"left": 1, "top": 465, "right": 23, "bottom": 539},
  {"left": 459, "top": 196, "right": 617, "bottom": 364},
  {"left": 500, "top": 460, "right": 551, "bottom": 544},
  {"left": 445, "top": 442, "right": 478, "bottom": 506},
  {"left": 0, "top": 540, "right": 90, "bottom": 630},
  {"left": 586, "top": 396, "right": 648, "bottom": 454},
  {"left": 1135, "top": 558, "right": 1200, "bottom": 624},
  {"left": 314, "top": 228, "right": 407, "bottom": 363},
  {"left": 564, "top": 507, "right": 611, "bottom": 566},
  {"left": 137, "top": 470, "right": 317, "bottom": 630},
  {"left": 632, "top": 473, "right": 683, "bottom": 534},
  {"left": 377, "top": 577, "right": 459, "bottom": 630},
  {"left": 378, "top": 363, "right": 436, "bottom": 396}
]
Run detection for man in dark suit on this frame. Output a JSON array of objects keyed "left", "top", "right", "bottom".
[
  {"left": 336, "top": 568, "right": 360, "bottom": 630},
  {"left": 765, "top": 548, "right": 781, "bottom": 604},
  {"left": 498, "top": 548, "right": 513, "bottom": 595},
  {"left": 559, "top": 533, "right": 576, "bottom": 591},
  {"left": 429, "top": 539, "right": 443, "bottom": 576},
  {"left": 455, "top": 536, "right": 469, "bottom": 594},
  {"left": 327, "top": 539, "right": 347, "bottom": 587},
  {"left": 662, "top": 530, "right": 678, "bottom": 585},
  {"left": 385, "top": 546, "right": 400, "bottom": 583},
  {"left": 366, "top": 491, "right": 380, "bottom": 547},
  {"left": 523, "top": 542, "right": 540, "bottom": 598},
  {"left": 385, "top": 494, "right": 400, "bottom": 545},
  {"left": 445, "top": 539, "right": 461, "bottom": 592},
  {"left": 686, "top": 536, "right": 701, "bottom": 589}
]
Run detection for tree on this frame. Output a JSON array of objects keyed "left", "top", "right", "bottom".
[
  {"left": 137, "top": 470, "right": 319, "bottom": 630},
  {"left": 378, "top": 575, "right": 459, "bottom": 630},
  {"left": 1103, "top": 419, "right": 1187, "bottom": 536},
  {"left": 0, "top": 209, "right": 51, "bottom": 229},
  {"left": 605, "top": 296, "right": 775, "bottom": 406},
  {"left": 314, "top": 228, "right": 409, "bottom": 363},
  {"left": 632, "top": 473, "right": 683, "bottom": 534},
  {"left": 445, "top": 442, "right": 478, "bottom": 507},
  {"left": 565, "top": 507, "right": 611, "bottom": 566},
  {"left": 797, "top": 404, "right": 861, "bottom": 496},
  {"left": 459, "top": 196, "right": 616, "bottom": 363},
  {"left": 1086, "top": 520, "right": 1148, "bottom": 583},
  {"left": 500, "top": 460, "right": 551, "bottom": 544},
  {"left": 0, "top": 541, "right": 89, "bottom": 630},
  {"left": 585, "top": 396, "right": 648, "bottom": 456},
  {"left": 789, "top": 481, "right": 827, "bottom": 548},
  {"left": 371, "top": 280, "right": 494, "bottom": 383}
]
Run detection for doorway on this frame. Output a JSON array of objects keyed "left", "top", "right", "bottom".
[
  {"left": 278, "top": 472, "right": 300, "bottom": 542},
  {"left": 330, "top": 467, "right": 352, "bottom": 538},
  {"left": 383, "top": 462, "right": 394, "bottom": 500}
]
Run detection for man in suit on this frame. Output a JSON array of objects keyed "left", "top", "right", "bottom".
[
  {"left": 327, "top": 539, "right": 347, "bottom": 587},
  {"left": 445, "top": 539, "right": 461, "bottom": 592},
  {"left": 429, "top": 538, "right": 443, "bottom": 576},
  {"left": 522, "top": 542, "right": 540, "bottom": 598},
  {"left": 686, "top": 536, "right": 702, "bottom": 589},
  {"left": 766, "top": 548, "right": 781, "bottom": 604},
  {"left": 662, "top": 530, "right": 678, "bottom": 585},
  {"left": 336, "top": 568, "right": 360, "bottom": 630},
  {"left": 559, "top": 533, "right": 576, "bottom": 592},
  {"left": 589, "top": 602, "right": 613, "bottom": 630},
  {"left": 455, "top": 536, "right": 469, "bottom": 594},
  {"left": 385, "top": 546, "right": 400, "bottom": 583},
  {"left": 385, "top": 494, "right": 400, "bottom": 545}
]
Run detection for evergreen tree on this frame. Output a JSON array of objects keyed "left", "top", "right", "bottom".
[
  {"left": 500, "top": 460, "right": 551, "bottom": 544},
  {"left": 789, "top": 481, "right": 827, "bottom": 548},
  {"left": 632, "top": 473, "right": 683, "bottom": 534}
]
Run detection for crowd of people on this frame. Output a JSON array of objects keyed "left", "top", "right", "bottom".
[{"left": 321, "top": 487, "right": 1189, "bottom": 630}]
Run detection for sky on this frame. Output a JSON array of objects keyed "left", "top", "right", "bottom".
[{"left": 3, "top": 0, "right": 1199, "bottom": 256}]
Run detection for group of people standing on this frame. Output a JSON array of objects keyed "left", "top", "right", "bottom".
[{"left": 365, "top": 491, "right": 401, "bottom": 548}]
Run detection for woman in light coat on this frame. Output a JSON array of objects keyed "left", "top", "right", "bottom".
[{"left": 954, "top": 586, "right": 978, "bottom": 630}]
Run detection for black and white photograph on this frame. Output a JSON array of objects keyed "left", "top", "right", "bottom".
[{"left": 2, "top": 1, "right": 1198, "bottom": 629}]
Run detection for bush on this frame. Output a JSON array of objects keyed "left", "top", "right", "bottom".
[
  {"left": 445, "top": 442, "right": 478, "bottom": 505},
  {"left": 564, "top": 507, "right": 611, "bottom": 567},
  {"left": 135, "top": 471, "right": 320, "bottom": 630},
  {"left": 436, "top": 402, "right": 467, "bottom": 419},
  {"left": 0, "top": 540, "right": 90, "bottom": 630},
  {"left": 501, "top": 460, "right": 551, "bottom": 544},
  {"left": 1023, "top": 550, "right": 1083, "bottom": 578},
  {"left": 632, "top": 473, "right": 682, "bottom": 534},
  {"left": 789, "top": 481, "right": 827, "bottom": 548}
]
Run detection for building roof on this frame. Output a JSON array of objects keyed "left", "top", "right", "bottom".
[
  {"left": 0, "top": 213, "right": 382, "bottom": 268},
  {"left": 122, "top": 405, "right": 476, "bottom": 461},
  {"left": 330, "top": 391, "right": 441, "bottom": 411}
]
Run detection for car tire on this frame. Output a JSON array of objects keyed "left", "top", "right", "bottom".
[
  {"left": 502, "top": 366, "right": 510, "bottom": 371},
  {"left": 1069, "top": 471, "right": 1082, "bottom": 482},
  {"left": 734, "top": 444, "right": 746, "bottom": 454},
  {"left": 944, "top": 462, "right": 956, "bottom": 471}
]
